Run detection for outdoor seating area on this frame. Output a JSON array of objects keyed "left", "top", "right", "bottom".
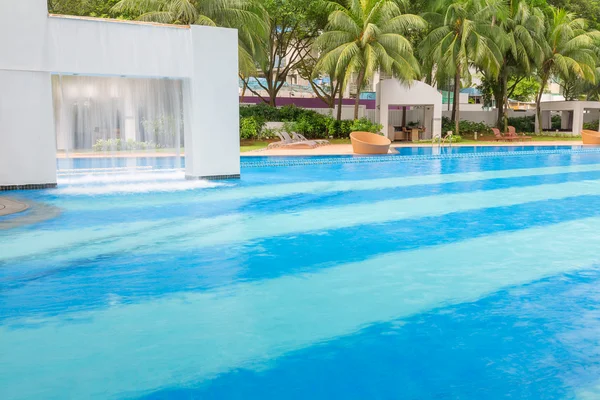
[
  {"left": 492, "top": 127, "right": 532, "bottom": 142},
  {"left": 267, "top": 128, "right": 330, "bottom": 150}
]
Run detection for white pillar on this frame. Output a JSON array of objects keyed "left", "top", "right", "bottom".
[
  {"left": 572, "top": 103, "right": 583, "bottom": 135},
  {"left": 0, "top": 70, "right": 57, "bottom": 188},
  {"left": 123, "top": 82, "right": 137, "bottom": 141},
  {"left": 543, "top": 111, "right": 551, "bottom": 130},
  {"left": 184, "top": 26, "right": 240, "bottom": 179},
  {"left": 561, "top": 111, "right": 571, "bottom": 130},
  {"left": 377, "top": 84, "right": 391, "bottom": 139}
]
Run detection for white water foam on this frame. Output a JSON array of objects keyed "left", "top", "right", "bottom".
[
  {"left": 3, "top": 179, "right": 600, "bottom": 262},
  {"left": 54, "top": 171, "right": 226, "bottom": 195},
  {"left": 53, "top": 162, "right": 600, "bottom": 211}
]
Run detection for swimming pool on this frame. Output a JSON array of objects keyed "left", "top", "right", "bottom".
[{"left": 3, "top": 149, "right": 600, "bottom": 399}]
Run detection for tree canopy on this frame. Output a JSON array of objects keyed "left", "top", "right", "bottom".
[{"left": 47, "top": 0, "right": 600, "bottom": 131}]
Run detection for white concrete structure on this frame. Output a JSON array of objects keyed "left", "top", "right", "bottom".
[
  {"left": 376, "top": 79, "right": 442, "bottom": 140},
  {"left": 536, "top": 101, "right": 600, "bottom": 135},
  {"left": 0, "top": 0, "right": 239, "bottom": 189}
]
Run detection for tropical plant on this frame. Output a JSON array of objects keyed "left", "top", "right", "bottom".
[
  {"left": 441, "top": 116, "right": 491, "bottom": 136},
  {"left": 420, "top": 0, "right": 504, "bottom": 134},
  {"left": 487, "top": 0, "right": 545, "bottom": 130},
  {"left": 507, "top": 115, "right": 535, "bottom": 132},
  {"left": 315, "top": 0, "right": 425, "bottom": 120},
  {"left": 240, "top": 116, "right": 264, "bottom": 139},
  {"left": 49, "top": 0, "right": 127, "bottom": 18},
  {"left": 240, "top": 0, "right": 329, "bottom": 106},
  {"left": 534, "top": 8, "right": 600, "bottom": 133}
]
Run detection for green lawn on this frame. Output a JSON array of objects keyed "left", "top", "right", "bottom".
[
  {"left": 240, "top": 141, "right": 271, "bottom": 152},
  {"left": 454, "top": 136, "right": 582, "bottom": 144},
  {"left": 240, "top": 136, "right": 580, "bottom": 152}
]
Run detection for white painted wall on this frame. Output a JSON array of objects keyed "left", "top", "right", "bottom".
[
  {"left": 0, "top": 0, "right": 239, "bottom": 187},
  {"left": 442, "top": 110, "right": 535, "bottom": 126}
]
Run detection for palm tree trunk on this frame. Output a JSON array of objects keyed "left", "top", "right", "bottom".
[
  {"left": 337, "top": 84, "right": 343, "bottom": 121},
  {"left": 240, "top": 78, "right": 248, "bottom": 103},
  {"left": 535, "top": 74, "right": 548, "bottom": 134},
  {"left": 535, "top": 85, "right": 545, "bottom": 135},
  {"left": 495, "top": 93, "right": 504, "bottom": 129},
  {"left": 354, "top": 69, "right": 366, "bottom": 120},
  {"left": 501, "top": 66, "right": 508, "bottom": 132},
  {"left": 452, "top": 69, "right": 461, "bottom": 134}
]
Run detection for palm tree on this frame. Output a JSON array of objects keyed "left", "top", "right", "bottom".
[
  {"left": 420, "top": 0, "right": 503, "bottom": 134},
  {"left": 492, "top": 0, "right": 545, "bottom": 130},
  {"left": 534, "top": 8, "right": 600, "bottom": 133},
  {"left": 315, "top": 0, "right": 425, "bottom": 120},
  {"left": 111, "top": 0, "right": 267, "bottom": 75}
]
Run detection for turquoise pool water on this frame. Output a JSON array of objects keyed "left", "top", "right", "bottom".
[{"left": 3, "top": 147, "right": 600, "bottom": 399}]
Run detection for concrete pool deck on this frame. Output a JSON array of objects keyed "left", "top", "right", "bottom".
[{"left": 242, "top": 141, "right": 585, "bottom": 156}]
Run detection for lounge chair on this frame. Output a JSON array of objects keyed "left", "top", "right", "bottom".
[
  {"left": 290, "top": 132, "right": 330, "bottom": 146},
  {"left": 267, "top": 131, "right": 319, "bottom": 149},
  {"left": 507, "top": 126, "right": 532, "bottom": 141},
  {"left": 492, "top": 128, "right": 519, "bottom": 142},
  {"left": 582, "top": 130, "right": 600, "bottom": 144}
]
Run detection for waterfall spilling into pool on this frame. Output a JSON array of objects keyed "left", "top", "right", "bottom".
[{"left": 52, "top": 75, "right": 185, "bottom": 175}]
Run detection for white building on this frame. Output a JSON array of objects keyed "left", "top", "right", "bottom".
[{"left": 0, "top": 0, "right": 240, "bottom": 189}]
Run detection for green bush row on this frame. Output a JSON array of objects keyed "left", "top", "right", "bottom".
[
  {"left": 507, "top": 115, "right": 535, "bottom": 132},
  {"left": 92, "top": 138, "right": 161, "bottom": 151},
  {"left": 442, "top": 115, "right": 541, "bottom": 136},
  {"left": 583, "top": 120, "right": 599, "bottom": 130},
  {"left": 239, "top": 104, "right": 382, "bottom": 140},
  {"left": 441, "top": 117, "right": 491, "bottom": 136}
]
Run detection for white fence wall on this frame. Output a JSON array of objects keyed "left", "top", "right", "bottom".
[
  {"left": 440, "top": 110, "right": 536, "bottom": 125},
  {"left": 308, "top": 105, "right": 366, "bottom": 120}
]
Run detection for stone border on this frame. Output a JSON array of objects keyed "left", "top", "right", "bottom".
[
  {"left": 1, "top": 183, "right": 57, "bottom": 191},
  {"left": 0, "top": 198, "right": 61, "bottom": 230},
  {"left": 240, "top": 147, "right": 600, "bottom": 168},
  {"left": 0, "top": 197, "right": 29, "bottom": 217},
  {"left": 186, "top": 174, "right": 241, "bottom": 180}
]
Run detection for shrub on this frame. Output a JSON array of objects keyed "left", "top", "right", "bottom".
[
  {"left": 325, "top": 119, "right": 353, "bottom": 138},
  {"left": 442, "top": 117, "right": 491, "bottom": 136},
  {"left": 239, "top": 103, "right": 280, "bottom": 121},
  {"left": 507, "top": 115, "right": 535, "bottom": 132},
  {"left": 349, "top": 118, "right": 383, "bottom": 134},
  {"left": 551, "top": 114, "right": 561, "bottom": 130},
  {"left": 92, "top": 138, "right": 157, "bottom": 151},
  {"left": 240, "top": 116, "right": 264, "bottom": 140},
  {"left": 288, "top": 113, "right": 330, "bottom": 139},
  {"left": 260, "top": 128, "right": 280, "bottom": 140},
  {"left": 239, "top": 104, "right": 382, "bottom": 139},
  {"left": 584, "top": 120, "right": 599, "bottom": 130}
]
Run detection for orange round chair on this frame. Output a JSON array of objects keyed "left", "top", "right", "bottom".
[
  {"left": 582, "top": 130, "right": 600, "bottom": 145},
  {"left": 350, "top": 131, "right": 392, "bottom": 155}
]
